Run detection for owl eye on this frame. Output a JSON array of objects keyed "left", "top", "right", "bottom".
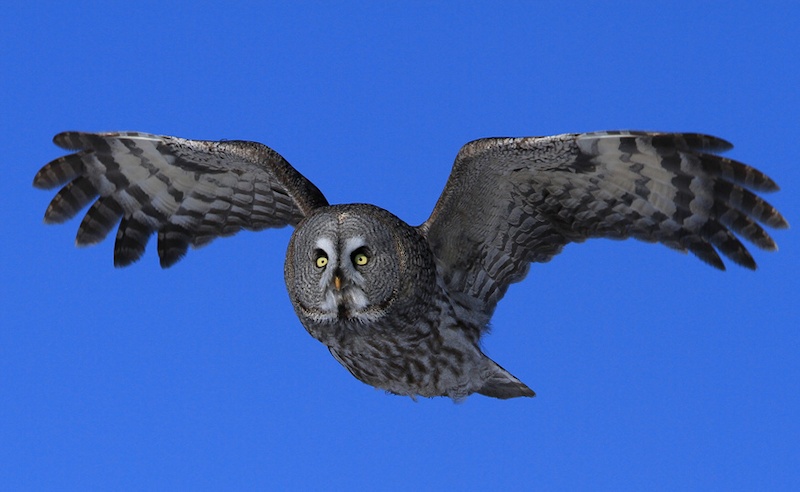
[
  {"left": 352, "top": 250, "right": 369, "bottom": 266},
  {"left": 314, "top": 251, "right": 328, "bottom": 268}
]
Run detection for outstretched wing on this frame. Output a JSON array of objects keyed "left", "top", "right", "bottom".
[
  {"left": 420, "top": 131, "right": 788, "bottom": 318},
  {"left": 34, "top": 131, "right": 328, "bottom": 267}
]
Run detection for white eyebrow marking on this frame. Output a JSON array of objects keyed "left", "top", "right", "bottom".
[
  {"left": 314, "top": 237, "right": 335, "bottom": 255},
  {"left": 344, "top": 236, "right": 365, "bottom": 254}
]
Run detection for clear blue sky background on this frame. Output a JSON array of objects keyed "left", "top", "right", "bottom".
[{"left": 2, "top": 2, "right": 798, "bottom": 490}]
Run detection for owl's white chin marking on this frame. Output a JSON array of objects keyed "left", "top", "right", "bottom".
[{"left": 309, "top": 285, "right": 385, "bottom": 324}]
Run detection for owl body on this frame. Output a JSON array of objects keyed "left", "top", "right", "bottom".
[
  {"left": 34, "top": 131, "right": 787, "bottom": 400},
  {"left": 284, "top": 203, "right": 533, "bottom": 399}
]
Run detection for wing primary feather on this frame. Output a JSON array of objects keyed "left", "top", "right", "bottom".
[
  {"left": 33, "top": 152, "right": 88, "bottom": 190},
  {"left": 114, "top": 216, "right": 153, "bottom": 267},
  {"left": 157, "top": 226, "right": 192, "bottom": 268},
  {"left": 76, "top": 197, "right": 124, "bottom": 245},
  {"left": 44, "top": 176, "right": 98, "bottom": 224}
]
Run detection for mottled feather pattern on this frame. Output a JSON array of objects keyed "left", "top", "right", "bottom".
[
  {"left": 35, "top": 130, "right": 786, "bottom": 400},
  {"left": 34, "top": 132, "right": 328, "bottom": 267},
  {"left": 422, "top": 131, "right": 787, "bottom": 315},
  {"left": 327, "top": 277, "right": 532, "bottom": 400}
]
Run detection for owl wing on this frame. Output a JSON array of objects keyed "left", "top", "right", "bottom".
[
  {"left": 420, "top": 131, "right": 788, "bottom": 318},
  {"left": 34, "top": 131, "right": 328, "bottom": 267}
]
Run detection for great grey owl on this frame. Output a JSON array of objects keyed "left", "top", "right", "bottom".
[{"left": 34, "top": 131, "right": 787, "bottom": 399}]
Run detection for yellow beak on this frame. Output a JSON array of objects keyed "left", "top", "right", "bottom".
[{"left": 334, "top": 275, "right": 342, "bottom": 291}]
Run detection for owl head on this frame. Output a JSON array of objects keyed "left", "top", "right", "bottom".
[{"left": 284, "top": 204, "right": 437, "bottom": 341}]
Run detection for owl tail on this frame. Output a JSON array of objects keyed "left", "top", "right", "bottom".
[{"left": 477, "top": 359, "right": 536, "bottom": 399}]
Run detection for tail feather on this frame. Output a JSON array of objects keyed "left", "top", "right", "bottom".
[{"left": 478, "top": 359, "right": 535, "bottom": 399}]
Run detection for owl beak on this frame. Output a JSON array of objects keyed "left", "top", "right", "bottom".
[{"left": 333, "top": 274, "right": 342, "bottom": 291}]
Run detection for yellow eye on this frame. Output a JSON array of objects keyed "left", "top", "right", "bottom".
[
  {"left": 315, "top": 255, "right": 328, "bottom": 268},
  {"left": 353, "top": 253, "right": 368, "bottom": 266}
]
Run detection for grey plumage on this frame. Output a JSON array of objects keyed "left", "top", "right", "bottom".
[
  {"left": 34, "top": 130, "right": 788, "bottom": 399},
  {"left": 36, "top": 132, "right": 326, "bottom": 267}
]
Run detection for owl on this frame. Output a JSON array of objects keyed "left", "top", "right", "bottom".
[{"left": 34, "top": 131, "right": 787, "bottom": 399}]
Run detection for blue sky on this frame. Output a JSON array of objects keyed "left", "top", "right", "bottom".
[{"left": 2, "top": 2, "right": 798, "bottom": 490}]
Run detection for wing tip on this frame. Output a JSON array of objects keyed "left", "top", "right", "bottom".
[
  {"left": 32, "top": 170, "right": 52, "bottom": 189},
  {"left": 52, "top": 131, "right": 87, "bottom": 150},
  {"left": 113, "top": 250, "right": 143, "bottom": 268}
]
